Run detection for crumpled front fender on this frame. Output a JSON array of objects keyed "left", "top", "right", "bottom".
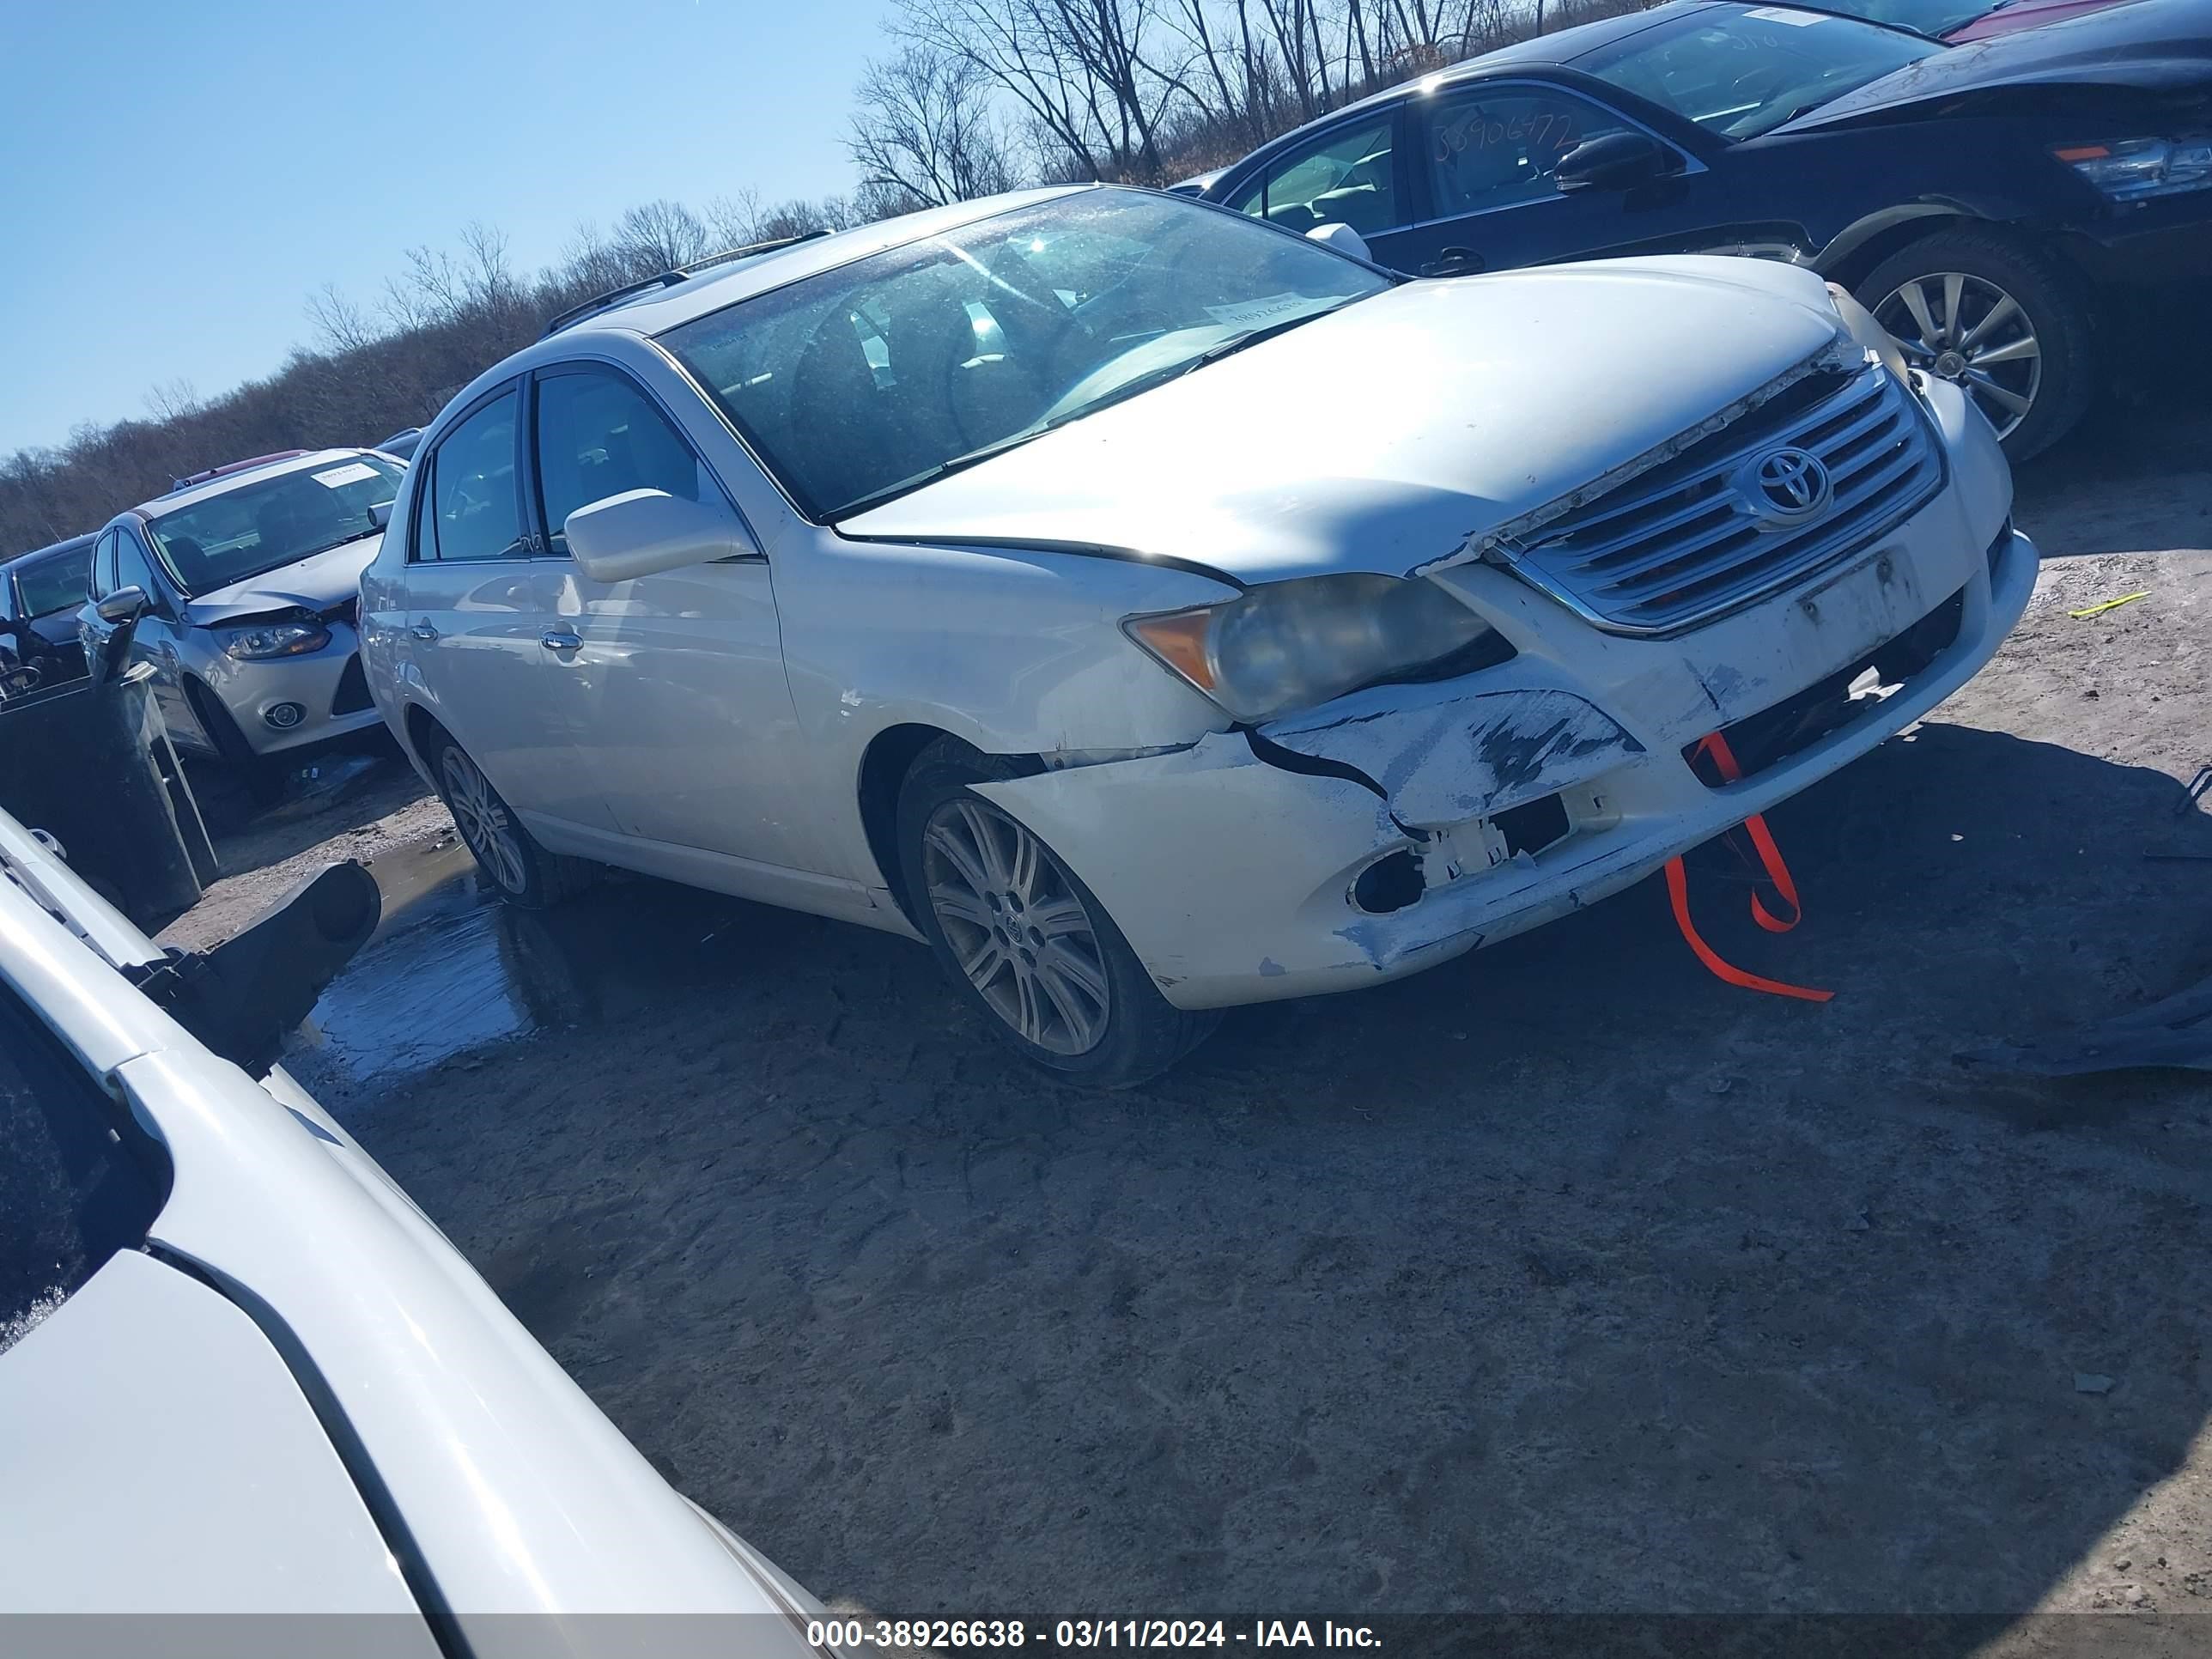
[{"left": 1257, "top": 683, "right": 1644, "bottom": 829}]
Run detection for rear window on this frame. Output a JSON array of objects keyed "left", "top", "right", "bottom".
[{"left": 0, "top": 982, "right": 168, "bottom": 1356}]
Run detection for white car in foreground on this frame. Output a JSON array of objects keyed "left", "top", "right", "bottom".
[
  {"left": 362, "top": 185, "right": 2033, "bottom": 1085},
  {"left": 0, "top": 811, "right": 831, "bottom": 1650}
]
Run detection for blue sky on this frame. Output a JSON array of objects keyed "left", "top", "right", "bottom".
[{"left": 0, "top": 0, "right": 895, "bottom": 453}]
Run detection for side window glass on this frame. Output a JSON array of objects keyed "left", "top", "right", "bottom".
[
  {"left": 1255, "top": 120, "right": 1396, "bottom": 237},
  {"left": 1226, "top": 172, "right": 1267, "bottom": 219},
  {"left": 92, "top": 533, "right": 118, "bottom": 599},
  {"left": 1423, "top": 88, "right": 1632, "bottom": 218},
  {"left": 532, "top": 371, "right": 719, "bottom": 555},
  {"left": 428, "top": 389, "right": 524, "bottom": 562},
  {"left": 114, "top": 528, "right": 160, "bottom": 601}
]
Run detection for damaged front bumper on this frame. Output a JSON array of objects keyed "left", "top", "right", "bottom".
[{"left": 979, "top": 384, "right": 2034, "bottom": 1012}]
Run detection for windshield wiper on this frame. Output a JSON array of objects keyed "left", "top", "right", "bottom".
[{"left": 831, "top": 424, "right": 1060, "bottom": 518}]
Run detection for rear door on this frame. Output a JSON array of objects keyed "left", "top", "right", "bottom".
[
  {"left": 398, "top": 382, "right": 613, "bottom": 831},
  {"left": 528, "top": 361, "right": 816, "bottom": 875}
]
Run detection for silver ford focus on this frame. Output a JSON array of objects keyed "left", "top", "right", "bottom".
[{"left": 80, "top": 449, "right": 403, "bottom": 790}]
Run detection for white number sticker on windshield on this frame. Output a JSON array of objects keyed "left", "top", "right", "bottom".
[
  {"left": 311, "top": 461, "right": 380, "bottom": 489},
  {"left": 1203, "top": 294, "right": 1311, "bottom": 329},
  {"left": 1744, "top": 7, "right": 1829, "bottom": 22}
]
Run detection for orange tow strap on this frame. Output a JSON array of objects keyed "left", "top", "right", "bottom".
[{"left": 1662, "top": 731, "right": 1834, "bottom": 1003}]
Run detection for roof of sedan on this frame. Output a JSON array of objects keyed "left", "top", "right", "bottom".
[
  {"left": 4, "top": 533, "right": 96, "bottom": 569},
  {"left": 586, "top": 185, "right": 1088, "bottom": 337},
  {"left": 129, "top": 447, "right": 386, "bottom": 520}
]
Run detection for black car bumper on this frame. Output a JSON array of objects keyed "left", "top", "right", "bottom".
[{"left": 2061, "top": 193, "right": 2212, "bottom": 289}]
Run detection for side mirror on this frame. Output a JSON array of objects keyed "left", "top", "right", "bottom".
[
  {"left": 368, "top": 500, "right": 394, "bottom": 531},
  {"left": 564, "top": 489, "right": 751, "bottom": 584},
  {"left": 96, "top": 586, "right": 150, "bottom": 626},
  {"left": 1305, "top": 222, "right": 1373, "bottom": 263},
  {"left": 1554, "top": 131, "right": 1670, "bottom": 192}
]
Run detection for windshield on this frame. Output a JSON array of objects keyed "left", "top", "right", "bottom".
[
  {"left": 145, "top": 455, "right": 403, "bottom": 596},
  {"left": 14, "top": 551, "right": 92, "bottom": 618},
  {"left": 661, "top": 190, "right": 1391, "bottom": 520},
  {"left": 1777, "top": 0, "right": 2000, "bottom": 35},
  {"left": 1577, "top": 4, "right": 1942, "bottom": 140}
]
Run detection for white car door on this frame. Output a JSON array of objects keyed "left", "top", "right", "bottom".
[
  {"left": 527, "top": 363, "right": 820, "bottom": 878},
  {"left": 401, "top": 381, "right": 616, "bottom": 833}
]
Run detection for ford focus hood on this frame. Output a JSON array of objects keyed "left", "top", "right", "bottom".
[
  {"left": 836, "top": 258, "right": 1848, "bottom": 586},
  {"left": 186, "top": 532, "right": 380, "bottom": 623}
]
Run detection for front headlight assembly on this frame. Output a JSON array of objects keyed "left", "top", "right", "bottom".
[
  {"left": 220, "top": 620, "right": 331, "bottom": 660},
  {"left": 2054, "top": 137, "right": 2212, "bottom": 203},
  {"left": 1125, "top": 573, "right": 1508, "bottom": 724}
]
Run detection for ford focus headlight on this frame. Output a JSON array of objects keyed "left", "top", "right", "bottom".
[
  {"left": 1125, "top": 573, "right": 1505, "bottom": 723},
  {"left": 221, "top": 620, "right": 331, "bottom": 660},
  {"left": 2054, "top": 137, "right": 2212, "bottom": 203},
  {"left": 1826, "top": 283, "right": 1912, "bottom": 386}
]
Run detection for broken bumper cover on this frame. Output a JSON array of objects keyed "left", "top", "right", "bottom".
[{"left": 980, "top": 392, "right": 2033, "bottom": 1012}]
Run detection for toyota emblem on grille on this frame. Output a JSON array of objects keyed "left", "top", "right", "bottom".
[{"left": 1741, "top": 446, "right": 1832, "bottom": 526}]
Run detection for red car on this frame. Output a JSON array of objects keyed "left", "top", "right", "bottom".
[{"left": 1799, "top": 0, "right": 2138, "bottom": 40}]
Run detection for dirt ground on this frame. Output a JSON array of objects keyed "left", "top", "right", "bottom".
[{"left": 164, "top": 389, "right": 2212, "bottom": 1642}]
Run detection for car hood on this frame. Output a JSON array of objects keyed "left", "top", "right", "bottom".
[
  {"left": 185, "top": 532, "right": 380, "bottom": 623},
  {"left": 837, "top": 257, "right": 1849, "bottom": 585},
  {"left": 1785, "top": 0, "right": 2212, "bottom": 128},
  {"left": 1946, "top": 0, "right": 2134, "bottom": 43}
]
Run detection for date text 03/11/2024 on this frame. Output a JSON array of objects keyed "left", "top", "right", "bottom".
[{"left": 806, "top": 1620, "right": 1382, "bottom": 1649}]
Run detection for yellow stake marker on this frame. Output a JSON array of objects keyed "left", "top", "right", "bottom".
[{"left": 2068, "top": 591, "right": 2148, "bottom": 619}]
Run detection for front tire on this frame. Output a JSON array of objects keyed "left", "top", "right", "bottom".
[
  {"left": 896, "top": 739, "right": 1217, "bottom": 1087},
  {"left": 428, "top": 733, "right": 594, "bottom": 909},
  {"left": 1858, "top": 228, "right": 2096, "bottom": 463}
]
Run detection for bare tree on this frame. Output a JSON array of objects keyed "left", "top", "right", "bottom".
[
  {"left": 613, "top": 199, "right": 712, "bottom": 272},
  {"left": 850, "top": 44, "right": 1018, "bottom": 207},
  {"left": 143, "top": 379, "right": 202, "bottom": 424},
  {"left": 305, "top": 283, "right": 378, "bottom": 354}
]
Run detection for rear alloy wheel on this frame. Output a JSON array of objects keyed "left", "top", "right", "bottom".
[
  {"left": 431, "top": 735, "right": 593, "bottom": 909},
  {"left": 896, "top": 738, "right": 1217, "bottom": 1086},
  {"left": 1860, "top": 229, "right": 2095, "bottom": 462}
]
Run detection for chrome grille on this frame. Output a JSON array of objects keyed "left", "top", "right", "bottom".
[{"left": 1505, "top": 365, "right": 1944, "bottom": 635}]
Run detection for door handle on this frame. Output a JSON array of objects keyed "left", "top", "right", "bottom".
[
  {"left": 540, "top": 629, "right": 582, "bottom": 652},
  {"left": 410, "top": 621, "right": 440, "bottom": 642},
  {"left": 1420, "top": 246, "right": 1485, "bottom": 276}
]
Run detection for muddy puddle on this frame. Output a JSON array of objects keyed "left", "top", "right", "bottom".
[{"left": 289, "top": 836, "right": 751, "bottom": 1096}]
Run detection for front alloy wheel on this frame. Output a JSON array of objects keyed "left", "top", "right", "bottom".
[
  {"left": 1874, "top": 270, "right": 2042, "bottom": 442},
  {"left": 922, "top": 797, "right": 1112, "bottom": 1056},
  {"left": 1857, "top": 228, "right": 2096, "bottom": 462},
  {"left": 895, "top": 738, "right": 1218, "bottom": 1086}
]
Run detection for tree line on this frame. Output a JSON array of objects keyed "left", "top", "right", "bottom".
[{"left": 1, "top": 0, "right": 1648, "bottom": 558}]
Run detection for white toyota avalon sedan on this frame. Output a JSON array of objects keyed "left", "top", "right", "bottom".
[
  {"left": 362, "top": 185, "right": 2033, "bottom": 1085},
  {"left": 0, "top": 810, "right": 833, "bottom": 1650}
]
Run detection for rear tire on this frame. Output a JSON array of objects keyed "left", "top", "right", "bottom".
[
  {"left": 1856, "top": 228, "right": 2096, "bottom": 463},
  {"left": 896, "top": 738, "right": 1218, "bottom": 1088},
  {"left": 427, "top": 732, "right": 596, "bottom": 909}
]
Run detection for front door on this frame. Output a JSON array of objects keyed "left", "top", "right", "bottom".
[
  {"left": 526, "top": 364, "right": 815, "bottom": 874},
  {"left": 401, "top": 382, "right": 614, "bottom": 832},
  {"left": 1372, "top": 79, "right": 1741, "bottom": 277}
]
